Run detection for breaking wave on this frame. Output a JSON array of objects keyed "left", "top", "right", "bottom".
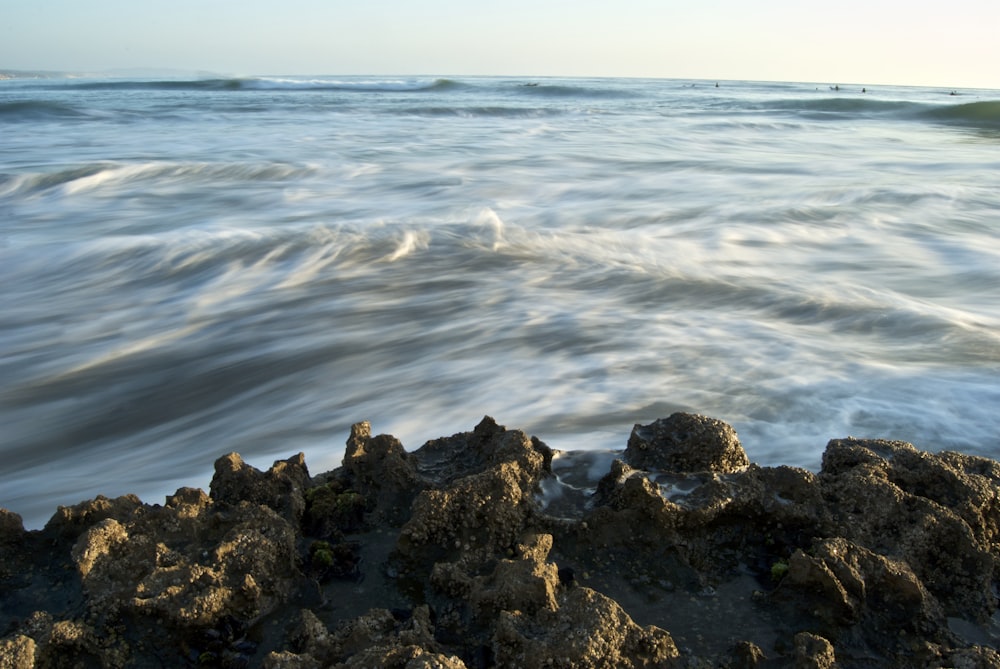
[{"left": 763, "top": 96, "right": 1000, "bottom": 130}]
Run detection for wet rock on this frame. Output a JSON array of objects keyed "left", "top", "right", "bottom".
[
  {"left": 412, "top": 415, "right": 553, "bottom": 485},
  {"left": 42, "top": 493, "right": 144, "bottom": 541},
  {"left": 431, "top": 533, "right": 560, "bottom": 620},
  {"left": 394, "top": 420, "right": 550, "bottom": 574},
  {"left": 3, "top": 414, "right": 1000, "bottom": 669},
  {"left": 776, "top": 537, "right": 946, "bottom": 657},
  {"left": 71, "top": 493, "right": 300, "bottom": 632},
  {"left": 793, "top": 632, "right": 836, "bottom": 668},
  {"left": 0, "top": 634, "right": 36, "bottom": 669},
  {"left": 339, "top": 421, "right": 425, "bottom": 528},
  {"left": 0, "top": 510, "right": 26, "bottom": 584},
  {"left": 625, "top": 413, "right": 748, "bottom": 474},
  {"left": 492, "top": 587, "right": 680, "bottom": 668},
  {"left": 210, "top": 452, "right": 310, "bottom": 524},
  {"left": 820, "top": 438, "right": 999, "bottom": 621},
  {"left": 732, "top": 640, "right": 766, "bottom": 668}
]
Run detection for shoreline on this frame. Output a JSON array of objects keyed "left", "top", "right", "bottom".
[{"left": 2, "top": 413, "right": 999, "bottom": 667}]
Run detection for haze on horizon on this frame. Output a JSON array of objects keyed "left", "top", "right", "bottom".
[{"left": 1, "top": 0, "right": 997, "bottom": 90}]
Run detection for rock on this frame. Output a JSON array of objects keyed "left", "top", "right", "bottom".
[
  {"left": 3, "top": 414, "right": 1000, "bottom": 669},
  {"left": 820, "top": 438, "right": 999, "bottom": 621},
  {"left": 210, "top": 452, "right": 310, "bottom": 523},
  {"left": 776, "top": 537, "right": 946, "bottom": 657},
  {"left": 0, "top": 509, "right": 25, "bottom": 544},
  {"left": 0, "top": 510, "right": 27, "bottom": 584},
  {"left": 394, "top": 420, "right": 550, "bottom": 572},
  {"left": 70, "top": 491, "right": 300, "bottom": 636},
  {"left": 341, "top": 422, "right": 424, "bottom": 525},
  {"left": 0, "top": 634, "right": 36, "bottom": 669},
  {"left": 793, "top": 632, "right": 837, "bottom": 668},
  {"left": 940, "top": 646, "right": 1000, "bottom": 668},
  {"left": 430, "top": 532, "right": 560, "bottom": 620},
  {"left": 732, "top": 640, "right": 767, "bottom": 668},
  {"left": 42, "top": 493, "right": 144, "bottom": 541},
  {"left": 492, "top": 587, "right": 680, "bottom": 668},
  {"left": 412, "top": 415, "right": 553, "bottom": 485},
  {"left": 625, "top": 413, "right": 748, "bottom": 473}
]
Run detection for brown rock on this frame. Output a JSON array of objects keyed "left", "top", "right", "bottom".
[
  {"left": 42, "top": 494, "right": 143, "bottom": 541},
  {"left": 492, "top": 587, "right": 680, "bottom": 668},
  {"left": 394, "top": 422, "right": 549, "bottom": 575},
  {"left": 776, "top": 537, "right": 947, "bottom": 661},
  {"left": 793, "top": 632, "right": 837, "bottom": 668},
  {"left": 210, "top": 452, "right": 310, "bottom": 523},
  {"left": 337, "top": 421, "right": 424, "bottom": 527},
  {"left": 820, "top": 438, "right": 999, "bottom": 621},
  {"left": 0, "top": 509, "right": 25, "bottom": 544},
  {"left": 625, "top": 413, "right": 748, "bottom": 473},
  {"left": 71, "top": 497, "right": 299, "bottom": 629},
  {"left": 5, "top": 415, "right": 1000, "bottom": 669},
  {"left": 732, "top": 640, "right": 766, "bottom": 668},
  {"left": 0, "top": 634, "right": 36, "bottom": 669}
]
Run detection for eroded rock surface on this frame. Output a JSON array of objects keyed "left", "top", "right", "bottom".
[{"left": 2, "top": 413, "right": 999, "bottom": 668}]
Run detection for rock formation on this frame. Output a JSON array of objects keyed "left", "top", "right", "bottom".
[{"left": 2, "top": 413, "right": 999, "bottom": 667}]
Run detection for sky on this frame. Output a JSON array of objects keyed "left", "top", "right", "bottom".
[{"left": 2, "top": 0, "right": 998, "bottom": 89}]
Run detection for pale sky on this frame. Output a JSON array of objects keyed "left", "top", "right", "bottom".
[{"left": 2, "top": 0, "right": 997, "bottom": 89}]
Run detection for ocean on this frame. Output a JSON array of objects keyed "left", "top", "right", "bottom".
[{"left": 2, "top": 74, "right": 999, "bottom": 528}]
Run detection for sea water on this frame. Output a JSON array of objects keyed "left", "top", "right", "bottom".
[{"left": 2, "top": 74, "right": 999, "bottom": 528}]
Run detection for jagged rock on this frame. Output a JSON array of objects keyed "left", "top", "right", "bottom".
[
  {"left": 3, "top": 414, "right": 1000, "bottom": 669},
  {"left": 0, "top": 509, "right": 25, "bottom": 544},
  {"left": 776, "top": 537, "right": 946, "bottom": 658},
  {"left": 71, "top": 494, "right": 299, "bottom": 630},
  {"left": 337, "top": 646, "right": 468, "bottom": 668},
  {"left": 394, "top": 420, "right": 550, "bottom": 574},
  {"left": 492, "top": 587, "right": 680, "bottom": 668},
  {"left": 732, "top": 640, "right": 766, "bottom": 668},
  {"left": 210, "top": 452, "right": 311, "bottom": 523},
  {"left": 341, "top": 422, "right": 423, "bottom": 526},
  {"left": 412, "top": 416, "right": 553, "bottom": 485},
  {"left": 0, "top": 510, "right": 26, "bottom": 583},
  {"left": 820, "top": 438, "right": 999, "bottom": 621},
  {"left": 939, "top": 645, "right": 1000, "bottom": 668},
  {"left": 793, "top": 632, "right": 836, "bottom": 668},
  {"left": 0, "top": 634, "right": 36, "bottom": 669},
  {"left": 264, "top": 606, "right": 470, "bottom": 669},
  {"left": 0, "top": 611, "right": 130, "bottom": 669},
  {"left": 624, "top": 413, "right": 748, "bottom": 473},
  {"left": 42, "top": 493, "right": 144, "bottom": 541},
  {"left": 430, "top": 532, "right": 560, "bottom": 620}
]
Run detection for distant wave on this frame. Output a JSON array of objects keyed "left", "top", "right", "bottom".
[
  {"left": 512, "top": 82, "right": 640, "bottom": 99},
  {"left": 394, "top": 105, "right": 563, "bottom": 118},
  {"left": 765, "top": 97, "right": 918, "bottom": 115},
  {"left": 0, "top": 100, "right": 89, "bottom": 120},
  {"left": 15, "top": 76, "right": 642, "bottom": 99},
  {"left": 238, "top": 77, "right": 465, "bottom": 92},
  {"left": 918, "top": 100, "right": 1000, "bottom": 129},
  {"left": 31, "top": 77, "right": 464, "bottom": 93},
  {"left": 765, "top": 96, "right": 1000, "bottom": 131}
]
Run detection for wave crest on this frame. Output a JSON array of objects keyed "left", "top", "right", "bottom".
[{"left": 920, "top": 100, "right": 1000, "bottom": 129}]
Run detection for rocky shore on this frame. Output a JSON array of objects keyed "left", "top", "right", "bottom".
[{"left": 2, "top": 413, "right": 999, "bottom": 668}]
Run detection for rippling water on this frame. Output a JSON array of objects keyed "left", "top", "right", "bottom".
[{"left": 2, "top": 74, "right": 999, "bottom": 527}]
